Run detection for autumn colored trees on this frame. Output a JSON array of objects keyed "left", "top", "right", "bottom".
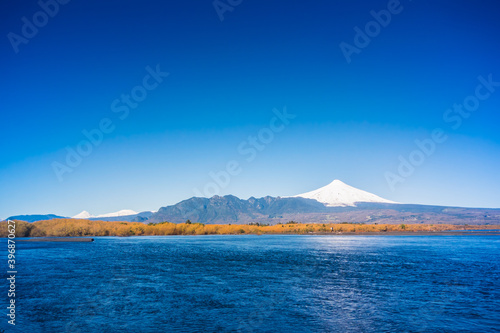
[{"left": 0, "top": 218, "right": 498, "bottom": 238}]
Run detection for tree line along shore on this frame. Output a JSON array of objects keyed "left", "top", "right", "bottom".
[{"left": 1, "top": 219, "right": 499, "bottom": 237}]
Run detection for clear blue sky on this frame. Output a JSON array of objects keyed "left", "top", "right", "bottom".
[{"left": 1, "top": 0, "right": 500, "bottom": 218}]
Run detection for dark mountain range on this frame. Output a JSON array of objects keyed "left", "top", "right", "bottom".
[
  {"left": 6, "top": 180, "right": 499, "bottom": 225},
  {"left": 146, "top": 196, "right": 500, "bottom": 225},
  {"left": 4, "top": 214, "right": 67, "bottom": 222},
  {"left": 147, "top": 195, "right": 327, "bottom": 224}
]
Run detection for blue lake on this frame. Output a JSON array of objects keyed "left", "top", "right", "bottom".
[{"left": 3, "top": 235, "right": 500, "bottom": 332}]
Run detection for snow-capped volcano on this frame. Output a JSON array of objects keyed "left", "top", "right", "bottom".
[
  {"left": 72, "top": 211, "right": 94, "bottom": 219},
  {"left": 72, "top": 209, "right": 138, "bottom": 219},
  {"left": 293, "top": 180, "right": 397, "bottom": 207},
  {"left": 96, "top": 209, "right": 138, "bottom": 218}
]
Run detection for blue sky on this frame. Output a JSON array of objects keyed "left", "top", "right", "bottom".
[{"left": 1, "top": 0, "right": 500, "bottom": 218}]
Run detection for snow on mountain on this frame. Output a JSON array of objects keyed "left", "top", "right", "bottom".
[
  {"left": 71, "top": 180, "right": 394, "bottom": 220},
  {"left": 293, "top": 179, "right": 397, "bottom": 207},
  {"left": 72, "top": 211, "right": 95, "bottom": 219},
  {"left": 72, "top": 210, "right": 138, "bottom": 219},
  {"left": 95, "top": 210, "right": 138, "bottom": 218}
]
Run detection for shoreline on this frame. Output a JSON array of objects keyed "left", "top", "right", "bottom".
[
  {"left": 310, "top": 231, "right": 500, "bottom": 236},
  {"left": 16, "top": 237, "right": 94, "bottom": 242},
  {"left": 9, "top": 231, "right": 500, "bottom": 240},
  {"left": 3, "top": 220, "right": 499, "bottom": 238}
]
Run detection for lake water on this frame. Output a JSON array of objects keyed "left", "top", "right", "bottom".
[{"left": 3, "top": 235, "right": 500, "bottom": 332}]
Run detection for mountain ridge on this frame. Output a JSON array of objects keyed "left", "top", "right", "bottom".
[
  {"left": 5, "top": 180, "right": 500, "bottom": 224},
  {"left": 145, "top": 195, "right": 500, "bottom": 225},
  {"left": 72, "top": 209, "right": 139, "bottom": 219}
]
